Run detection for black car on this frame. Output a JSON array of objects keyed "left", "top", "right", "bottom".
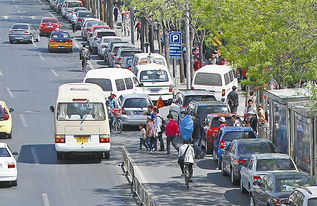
[
  {"left": 169, "top": 89, "right": 216, "bottom": 122},
  {"left": 221, "top": 139, "right": 276, "bottom": 185},
  {"left": 250, "top": 172, "right": 317, "bottom": 206}
]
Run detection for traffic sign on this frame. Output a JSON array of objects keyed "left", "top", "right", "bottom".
[{"left": 169, "top": 31, "right": 182, "bottom": 59}]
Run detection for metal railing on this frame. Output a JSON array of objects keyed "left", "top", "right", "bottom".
[
  {"left": 122, "top": 147, "right": 157, "bottom": 206},
  {"left": 258, "top": 122, "right": 272, "bottom": 140}
]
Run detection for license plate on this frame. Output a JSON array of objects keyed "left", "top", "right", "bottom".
[
  {"left": 133, "top": 111, "right": 143, "bottom": 115},
  {"left": 76, "top": 136, "right": 89, "bottom": 143},
  {"left": 150, "top": 88, "right": 160, "bottom": 93},
  {"left": 58, "top": 46, "right": 65, "bottom": 48},
  {"left": 47, "top": 25, "right": 53, "bottom": 28}
]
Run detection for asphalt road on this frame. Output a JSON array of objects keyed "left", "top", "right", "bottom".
[{"left": 0, "top": 0, "right": 249, "bottom": 205}]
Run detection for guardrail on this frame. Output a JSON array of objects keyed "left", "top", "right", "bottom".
[
  {"left": 122, "top": 147, "right": 157, "bottom": 206},
  {"left": 258, "top": 122, "right": 272, "bottom": 140}
]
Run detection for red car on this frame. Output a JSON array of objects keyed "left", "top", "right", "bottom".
[
  {"left": 205, "top": 113, "right": 242, "bottom": 154},
  {"left": 86, "top": 24, "right": 110, "bottom": 39},
  {"left": 40, "top": 17, "right": 61, "bottom": 36}
]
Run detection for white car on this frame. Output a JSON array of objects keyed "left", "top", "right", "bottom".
[
  {"left": 88, "top": 29, "right": 116, "bottom": 54},
  {"left": 0, "top": 143, "right": 18, "bottom": 186},
  {"left": 240, "top": 153, "right": 298, "bottom": 193},
  {"left": 97, "top": 36, "right": 121, "bottom": 58},
  {"left": 284, "top": 186, "right": 317, "bottom": 206},
  {"left": 80, "top": 18, "right": 101, "bottom": 40}
]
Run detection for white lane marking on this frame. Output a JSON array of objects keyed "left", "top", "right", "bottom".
[
  {"left": 33, "top": 42, "right": 38, "bottom": 48},
  {"left": 88, "top": 61, "right": 94, "bottom": 70},
  {"left": 17, "top": 9, "right": 21, "bottom": 13},
  {"left": 42, "top": 193, "right": 50, "bottom": 206},
  {"left": 0, "top": 69, "right": 3, "bottom": 76},
  {"left": 6, "top": 87, "right": 14, "bottom": 98},
  {"left": 19, "top": 114, "right": 28, "bottom": 128},
  {"left": 49, "top": 69, "right": 58, "bottom": 77},
  {"left": 38, "top": 0, "right": 42, "bottom": 3},
  {"left": 38, "top": 53, "right": 44, "bottom": 61},
  {"left": 2, "top": 16, "right": 9, "bottom": 19},
  {"left": 73, "top": 42, "right": 79, "bottom": 49},
  {"left": 49, "top": 12, "right": 55, "bottom": 18},
  {"left": 31, "top": 147, "right": 39, "bottom": 165}
]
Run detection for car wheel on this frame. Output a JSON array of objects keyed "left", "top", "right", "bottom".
[
  {"left": 249, "top": 195, "right": 256, "bottom": 206},
  {"left": 104, "top": 151, "right": 110, "bottom": 159},
  {"left": 231, "top": 168, "right": 238, "bottom": 185},
  {"left": 240, "top": 178, "right": 247, "bottom": 193},
  {"left": 221, "top": 161, "right": 227, "bottom": 176},
  {"left": 11, "top": 180, "right": 17, "bottom": 186},
  {"left": 9, "top": 40, "right": 13, "bottom": 44}
]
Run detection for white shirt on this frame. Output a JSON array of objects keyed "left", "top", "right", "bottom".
[
  {"left": 153, "top": 114, "right": 162, "bottom": 133},
  {"left": 178, "top": 144, "right": 195, "bottom": 163}
]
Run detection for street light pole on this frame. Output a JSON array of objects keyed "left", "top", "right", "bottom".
[{"left": 185, "top": 0, "right": 191, "bottom": 89}]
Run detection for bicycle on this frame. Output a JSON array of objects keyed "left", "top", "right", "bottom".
[
  {"left": 184, "top": 163, "right": 191, "bottom": 189},
  {"left": 111, "top": 108, "right": 123, "bottom": 134}
]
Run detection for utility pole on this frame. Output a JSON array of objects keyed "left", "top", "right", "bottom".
[
  {"left": 185, "top": 0, "right": 191, "bottom": 89},
  {"left": 130, "top": 9, "right": 135, "bottom": 45}
]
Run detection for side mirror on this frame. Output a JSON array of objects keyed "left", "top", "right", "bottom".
[
  {"left": 50, "top": 106, "right": 55, "bottom": 112},
  {"left": 9, "top": 108, "right": 14, "bottom": 113},
  {"left": 12, "top": 152, "right": 19, "bottom": 155}
]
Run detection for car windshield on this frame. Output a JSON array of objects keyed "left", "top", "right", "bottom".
[
  {"left": 139, "top": 57, "right": 165, "bottom": 65},
  {"left": 85, "top": 78, "right": 112, "bottom": 91},
  {"left": 237, "top": 142, "right": 275, "bottom": 155},
  {"left": 194, "top": 72, "right": 222, "bottom": 86},
  {"left": 0, "top": 148, "right": 11, "bottom": 157},
  {"left": 256, "top": 159, "right": 296, "bottom": 171},
  {"left": 74, "top": 7, "right": 86, "bottom": 12},
  {"left": 42, "top": 19, "right": 58, "bottom": 23},
  {"left": 184, "top": 95, "right": 216, "bottom": 106},
  {"left": 211, "top": 117, "right": 235, "bottom": 127},
  {"left": 308, "top": 198, "right": 317, "bottom": 206},
  {"left": 276, "top": 176, "right": 316, "bottom": 192},
  {"left": 222, "top": 131, "right": 256, "bottom": 141},
  {"left": 103, "top": 38, "right": 121, "bottom": 43},
  {"left": 57, "top": 103, "right": 106, "bottom": 121},
  {"left": 12, "top": 24, "right": 28, "bottom": 29},
  {"left": 97, "top": 32, "right": 116, "bottom": 38},
  {"left": 68, "top": 2, "right": 81, "bottom": 7},
  {"left": 78, "top": 12, "right": 93, "bottom": 17},
  {"left": 50, "top": 32, "right": 70, "bottom": 39},
  {"left": 140, "top": 70, "right": 169, "bottom": 82},
  {"left": 121, "top": 51, "right": 140, "bottom": 57},
  {"left": 197, "top": 105, "right": 229, "bottom": 119},
  {"left": 123, "top": 98, "right": 152, "bottom": 108},
  {"left": 87, "top": 21, "right": 101, "bottom": 27}
]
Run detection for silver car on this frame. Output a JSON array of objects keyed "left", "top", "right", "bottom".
[
  {"left": 9, "top": 23, "right": 40, "bottom": 44},
  {"left": 117, "top": 94, "right": 153, "bottom": 126}
]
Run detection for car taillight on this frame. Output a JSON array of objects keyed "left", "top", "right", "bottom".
[
  {"left": 3, "top": 108, "right": 9, "bottom": 120},
  {"left": 66, "top": 39, "right": 72, "bottom": 42},
  {"left": 117, "top": 57, "right": 122, "bottom": 61},
  {"left": 169, "top": 85, "right": 173, "bottom": 92},
  {"left": 222, "top": 89, "right": 226, "bottom": 97},
  {"left": 24, "top": 31, "right": 30, "bottom": 34},
  {"left": 275, "top": 199, "right": 281, "bottom": 206},
  {"left": 55, "top": 135, "right": 65, "bottom": 143},
  {"left": 50, "top": 39, "right": 57, "bottom": 42},
  {"left": 99, "top": 135, "right": 110, "bottom": 143},
  {"left": 219, "top": 140, "right": 226, "bottom": 149},
  {"left": 127, "top": 65, "right": 131, "bottom": 70},
  {"left": 236, "top": 159, "right": 247, "bottom": 165},
  {"left": 77, "top": 18, "right": 83, "bottom": 22},
  {"left": 253, "top": 176, "right": 261, "bottom": 180},
  {"left": 8, "top": 163, "right": 15, "bottom": 168}
]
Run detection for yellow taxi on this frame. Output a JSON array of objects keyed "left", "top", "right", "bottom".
[
  {"left": 0, "top": 101, "right": 14, "bottom": 139},
  {"left": 48, "top": 30, "right": 73, "bottom": 53}
]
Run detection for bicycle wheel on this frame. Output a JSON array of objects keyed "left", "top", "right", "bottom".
[{"left": 115, "top": 118, "right": 123, "bottom": 134}]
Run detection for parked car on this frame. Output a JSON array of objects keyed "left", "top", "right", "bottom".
[
  {"left": 9, "top": 23, "right": 39, "bottom": 44},
  {"left": 55, "top": 0, "right": 65, "bottom": 13},
  {"left": 0, "top": 101, "right": 14, "bottom": 139},
  {"left": 104, "top": 40, "right": 129, "bottom": 64},
  {"left": 213, "top": 126, "right": 257, "bottom": 168},
  {"left": 66, "top": 7, "right": 87, "bottom": 22},
  {"left": 169, "top": 89, "right": 216, "bottom": 122},
  {"left": 131, "top": 53, "right": 168, "bottom": 71},
  {"left": 61, "top": 0, "right": 82, "bottom": 18},
  {"left": 88, "top": 29, "right": 116, "bottom": 54},
  {"left": 48, "top": 31, "right": 73, "bottom": 53},
  {"left": 221, "top": 139, "right": 276, "bottom": 185},
  {"left": 240, "top": 153, "right": 298, "bottom": 193},
  {"left": 205, "top": 113, "right": 242, "bottom": 154},
  {"left": 0, "top": 143, "right": 18, "bottom": 186},
  {"left": 88, "top": 25, "right": 111, "bottom": 42},
  {"left": 117, "top": 94, "right": 153, "bottom": 126},
  {"left": 81, "top": 20, "right": 104, "bottom": 40},
  {"left": 97, "top": 36, "right": 121, "bottom": 59},
  {"left": 113, "top": 47, "right": 142, "bottom": 68},
  {"left": 75, "top": 12, "right": 95, "bottom": 30},
  {"left": 283, "top": 186, "right": 317, "bottom": 206},
  {"left": 108, "top": 43, "right": 135, "bottom": 67},
  {"left": 39, "top": 17, "right": 61, "bottom": 36},
  {"left": 250, "top": 172, "right": 316, "bottom": 206}
]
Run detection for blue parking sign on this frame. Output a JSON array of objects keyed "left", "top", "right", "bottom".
[{"left": 169, "top": 31, "right": 182, "bottom": 59}]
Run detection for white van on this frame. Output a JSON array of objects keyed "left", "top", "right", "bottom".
[
  {"left": 83, "top": 68, "right": 141, "bottom": 98},
  {"left": 61, "top": 0, "right": 82, "bottom": 18},
  {"left": 192, "top": 65, "right": 238, "bottom": 101},
  {"left": 135, "top": 63, "right": 174, "bottom": 103},
  {"left": 52, "top": 83, "right": 110, "bottom": 160},
  {"left": 131, "top": 53, "right": 168, "bottom": 72}
]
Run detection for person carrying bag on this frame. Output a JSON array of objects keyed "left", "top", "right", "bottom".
[{"left": 178, "top": 141, "right": 195, "bottom": 179}]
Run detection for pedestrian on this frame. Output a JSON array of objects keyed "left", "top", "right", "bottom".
[
  {"left": 257, "top": 104, "right": 266, "bottom": 123},
  {"left": 135, "top": 21, "right": 141, "bottom": 40},
  {"left": 244, "top": 99, "right": 257, "bottom": 122},
  {"left": 146, "top": 116, "right": 155, "bottom": 151},
  {"left": 165, "top": 114, "right": 179, "bottom": 154},
  {"left": 71, "top": 13, "right": 77, "bottom": 33},
  {"left": 143, "top": 105, "right": 155, "bottom": 119},
  {"left": 113, "top": 4, "right": 119, "bottom": 22},
  {"left": 192, "top": 114, "right": 205, "bottom": 158},
  {"left": 219, "top": 116, "right": 228, "bottom": 128},
  {"left": 227, "top": 86, "right": 239, "bottom": 113},
  {"left": 178, "top": 140, "right": 195, "bottom": 181},
  {"left": 153, "top": 108, "right": 164, "bottom": 151},
  {"left": 248, "top": 91, "right": 257, "bottom": 107},
  {"left": 139, "top": 124, "right": 148, "bottom": 151},
  {"left": 232, "top": 115, "right": 242, "bottom": 127}
]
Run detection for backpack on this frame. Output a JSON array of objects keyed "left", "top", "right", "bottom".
[{"left": 158, "top": 115, "right": 166, "bottom": 132}]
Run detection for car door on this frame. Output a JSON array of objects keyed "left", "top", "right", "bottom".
[
  {"left": 253, "top": 176, "right": 269, "bottom": 205},
  {"left": 224, "top": 141, "right": 235, "bottom": 173},
  {"left": 241, "top": 157, "right": 253, "bottom": 191}
]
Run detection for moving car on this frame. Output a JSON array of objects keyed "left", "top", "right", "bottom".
[
  {"left": 283, "top": 186, "right": 317, "bottom": 206},
  {"left": 9, "top": 23, "right": 40, "bottom": 44},
  {"left": 250, "top": 172, "right": 316, "bottom": 206},
  {"left": 169, "top": 89, "right": 216, "bottom": 122},
  {"left": 117, "top": 94, "right": 153, "bottom": 126},
  {"left": 213, "top": 126, "right": 257, "bottom": 168},
  {"left": 39, "top": 17, "right": 61, "bottom": 36},
  {"left": 205, "top": 113, "right": 242, "bottom": 154},
  {"left": 97, "top": 36, "right": 121, "bottom": 58},
  {"left": 0, "top": 101, "right": 14, "bottom": 139},
  {"left": 48, "top": 31, "right": 73, "bottom": 53},
  {"left": 240, "top": 153, "right": 298, "bottom": 193},
  {"left": 0, "top": 143, "right": 18, "bottom": 186},
  {"left": 221, "top": 139, "right": 276, "bottom": 185}
]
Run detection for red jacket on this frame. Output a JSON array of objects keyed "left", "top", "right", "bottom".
[{"left": 166, "top": 119, "right": 180, "bottom": 136}]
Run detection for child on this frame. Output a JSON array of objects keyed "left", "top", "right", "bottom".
[
  {"left": 139, "top": 124, "right": 148, "bottom": 150},
  {"left": 146, "top": 116, "right": 155, "bottom": 152}
]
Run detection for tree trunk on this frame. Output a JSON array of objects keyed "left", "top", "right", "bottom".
[{"left": 199, "top": 30, "right": 205, "bottom": 67}]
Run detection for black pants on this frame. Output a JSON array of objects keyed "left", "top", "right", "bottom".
[
  {"left": 157, "top": 132, "right": 164, "bottom": 151},
  {"left": 139, "top": 138, "right": 148, "bottom": 150},
  {"left": 166, "top": 135, "right": 178, "bottom": 154},
  {"left": 71, "top": 23, "right": 76, "bottom": 32},
  {"left": 179, "top": 162, "right": 193, "bottom": 178},
  {"left": 229, "top": 105, "right": 238, "bottom": 113}
]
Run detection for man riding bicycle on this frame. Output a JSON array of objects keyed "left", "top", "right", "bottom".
[
  {"left": 178, "top": 140, "right": 195, "bottom": 182},
  {"left": 79, "top": 43, "right": 90, "bottom": 70}
]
